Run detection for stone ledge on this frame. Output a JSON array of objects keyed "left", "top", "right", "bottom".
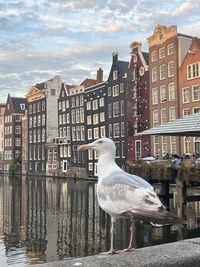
[{"left": 15, "top": 238, "right": 200, "bottom": 267}]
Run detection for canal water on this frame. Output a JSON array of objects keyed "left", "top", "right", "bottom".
[{"left": 0, "top": 175, "right": 200, "bottom": 266}]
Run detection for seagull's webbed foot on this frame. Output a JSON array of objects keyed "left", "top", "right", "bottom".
[
  {"left": 121, "top": 247, "right": 135, "bottom": 252},
  {"left": 100, "top": 249, "right": 119, "bottom": 255}
]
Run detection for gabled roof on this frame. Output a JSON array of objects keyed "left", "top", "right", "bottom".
[
  {"left": 80, "top": 78, "right": 98, "bottom": 88},
  {"left": 138, "top": 113, "right": 200, "bottom": 137},
  {"left": 142, "top": 52, "right": 149, "bottom": 65},
  {"left": 10, "top": 97, "right": 26, "bottom": 114}
]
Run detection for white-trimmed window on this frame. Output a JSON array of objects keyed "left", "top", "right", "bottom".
[
  {"left": 162, "top": 136, "right": 168, "bottom": 156},
  {"left": 120, "top": 83, "right": 124, "bottom": 93},
  {"left": 169, "top": 83, "right": 175, "bottom": 101},
  {"left": 113, "top": 123, "right": 120, "bottom": 137},
  {"left": 169, "top": 107, "right": 176, "bottom": 121},
  {"left": 87, "top": 115, "right": 91, "bottom": 125},
  {"left": 183, "top": 109, "right": 190, "bottom": 117},
  {"left": 182, "top": 87, "right": 190, "bottom": 103},
  {"left": 160, "top": 64, "right": 166, "bottom": 80},
  {"left": 170, "top": 136, "right": 177, "bottom": 154},
  {"left": 109, "top": 124, "right": 112, "bottom": 138},
  {"left": 152, "top": 67, "right": 157, "bottom": 82},
  {"left": 15, "top": 138, "right": 21, "bottom": 147},
  {"left": 108, "top": 87, "right": 111, "bottom": 96},
  {"left": 168, "top": 61, "right": 175, "bottom": 77},
  {"left": 87, "top": 101, "right": 91, "bottom": 110},
  {"left": 93, "top": 127, "right": 99, "bottom": 139},
  {"left": 152, "top": 88, "right": 158, "bottom": 105},
  {"left": 92, "top": 100, "right": 98, "bottom": 110},
  {"left": 159, "top": 47, "right": 165, "bottom": 59},
  {"left": 184, "top": 137, "right": 192, "bottom": 154},
  {"left": 72, "top": 127, "right": 76, "bottom": 141},
  {"left": 15, "top": 125, "right": 21, "bottom": 134},
  {"left": 151, "top": 51, "right": 157, "bottom": 62},
  {"left": 99, "top": 97, "right": 105, "bottom": 107},
  {"left": 81, "top": 126, "right": 85, "bottom": 140},
  {"left": 100, "top": 112, "right": 105, "bottom": 122},
  {"left": 115, "top": 142, "right": 120, "bottom": 158},
  {"left": 113, "top": 70, "right": 118, "bottom": 80},
  {"left": 161, "top": 108, "right": 167, "bottom": 124},
  {"left": 93, "top": 114, "right": 99, "bottom": 125},
  {"left": 88, "top": 149, "right": 93, "bottom": 160},
  {"left": 154, "top": 136, "right": 160, "bottom": 157},
  {"left": 113, "top": 102, "right": 119, "bottom": 117},
  {"left": 121, "top": 100, "right": 124, "bottom": 115},
  {"left": 113, "top": 85, "right": 119, "bottom": 96},
  {"left": 121, "top": 122, "right": 125, "bottom": 137},
  {"left": 192, "top": 85, "right": 200, "bottom": 101},
  {"left": 168, "top": 43, "right": 174, "bottom": 55},
  {"left": 100, "top": 126, "right": 106, "bottom": 137},
  {"left": 160, "top": 85, "right": 167, "bottom": 103},
  {"left": 153, "top": 110, "right": 159, "bottom": 126},
  {"left": 187, "top": 63, "right": 200, "bottom": 80},
  {"left": 132, "top": 69, "right": 136, "bottom": 81},
  {"left": 88, "top": 129, "right": 92, "bottom": 140},
  {"left": 108, "top": 103, "right": 112, "bottom": 118},
  {"left": 88, "top": 163, "right": 93, "bottom": 171}
]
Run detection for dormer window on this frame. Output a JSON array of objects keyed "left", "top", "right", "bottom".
[
  {"left": 20, "top": 104, "right": 25, "bottom": 110},
  {"left": 133, "top": 54, "right": 137, "bottom": 63},
  {"left": 113, "top": 70, "right": 118, "bottom": 80}
]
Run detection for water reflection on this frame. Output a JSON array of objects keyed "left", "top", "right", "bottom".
[{"left": 0, "top": 175, "right": 200, "bottom": 265}]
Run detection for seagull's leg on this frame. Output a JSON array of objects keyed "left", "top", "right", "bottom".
[
  {"left": 101, "top": 216, "right": 118, "bottom": 255},
  {"left": 123, "top": 218, "right": 135, "bottom": 252}
]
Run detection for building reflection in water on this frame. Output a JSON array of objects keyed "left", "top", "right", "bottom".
[{"left": 0, "top": 175, "right": 200, "bottom": 265}]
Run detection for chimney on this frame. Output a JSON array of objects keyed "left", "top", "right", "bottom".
[
  {"left": 97, "top": 68, "right": 103, "bottom": 83},
  {"left": 112, "top": 52, "right": 118, "bottom": 62}
]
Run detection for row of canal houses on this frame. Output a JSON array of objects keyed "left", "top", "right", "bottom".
[{"left": 1, "top": 24, "right": 200, "bottom": 177}]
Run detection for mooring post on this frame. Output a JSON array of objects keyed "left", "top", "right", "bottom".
[{"left": 176, "top": 179, "right": 187, "bottom": 220}]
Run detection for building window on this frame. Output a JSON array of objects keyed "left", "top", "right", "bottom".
[
  {"left": 132, "top": 69, "right": 136, "bottom": 81},
  {"left": 168, "top": 43, "right": 174, "bottom": 55},
  {"left": 152, "top": 67, "right": 157, "bottom": 82},
  {"left": 109, "top": 124, "right": 112, "bottom": 138},
  {"left": 162, "top": 136, "right": 168, "bottom": 156},
  {"left": 113, "top": 123, "right": 120, "bottom": 137},
  {"left": 42, "top": 114, "right": 45, "bottom": 125},
  {"left": 108, "top": 104, "right": 112, "bottom": 118},
  {"left": 193, "top": 107, "right": 200, "bottom": 113},
  {"left": 108, "top": 87, "right": 111, "bottom": 96},
  {"left": 42, "top": 128, "right": 45, "bottom": 141},
  {"left": 151, "top": 51, "right": 157, "bottom": 62},
  {"left": 71, "top": 110, "right": 75, "bottom": 123},
  {"left": 94, "top": 127, "right": 99, "bottom": 139},
  {"left": 81, "top": 126, "right": 85, "bottom": 140},
  {"left": 112, "top": 85, "right": 119, "bottom": 96},
  {"left": 170, "top": 136, "right": 177, "bottom": 154},
  {"left": 88, "top": 163, "right": 93, "bottom": 170},
  {"left": 192, "top": 85, "right": 200, "bottom": 101},
  {"left": 169, "top": 83, "right": 175, "bottom": 101},
  {"left": 93, "top": 114, "right": 99, "bottom": 124},
  {"left": 159, "top": 47, "right": 165, "bottom": 59},
  {"left": 100, "top": 112, "right": 105, "bottom": 122},
  {"left": 187, "top": 63, "right": 200, "bottom": 80},
  {"left": 99, "top": 97, "right": 105, "bottom": 107},
  {"left": 121, "top": 100, "right": 124, "bottom": 115},
  {"left": 87, "top": 115, "right": 92, "bottom": 125},
  {"left": 160, "top": 64, "right": 166, "bottom": 80},
  {"left": 139, "top": 67, "right": 144, "bottom": 76},
  {"left": 113, "top": 70, "right": 118, "bottom": 80},
  {"left": 51, "top": 89, "right": 56, "bottom": 96},
  {"left": 42, "top": 101, "right": 45, "bottom": 111},
  {"left": 161, "top": 108, "right": 167, "bottom": 124},
  {"left": 184, "top": 137, "right": 192, "bottom": 154},
  {"left": 168, "top": 61, "right": 175, "bottom": 77},
  {"left": 71, "top": 97, "right": 75, "bottom": 108},
  {"left": 133, "top": 54, "right": 137, "bottom": 63},
  {"left": 182, "top": 87, "right": 190, "bottom": 103},
  {"left": 153, "top": 110, "right": 159, "bottom": 126},
  {"left": 115, "top": 142, "right": 120, "bottom": 158},
  {"left": 154, "top": 136, "right": 160, "bottom": 157},
  {"left": 100, "top": 126, "right": 106, "bottom": 137},
  {"left": 121, "top": 122, "right": 125, "bottom": 137},
  {"left": 87, "top": 101, "right": 91, "bottom": 110},
  {"left": 92, "top": 100, "right": 98, "bottom": 110},
  {"left": 120, "top": 83, "right": 124, "bottom": 93},
  {"left": 72, "top": 127, "right": 76, "bottom": 141},
  {"left": 169, "top": 107, "right": 176, "bottom": 121},
  {"left": 15, "top": 138, "right": 21, "bottom": 147},
  {"left": 160, "top": 85, "right": 167, "bottom": 103},
  {"left": 29, "top": 104, "right": 32, "bottom": 114},
  {"left": 152, "top": 88, "right": 158, "bottom": 105},
  {"left": 183, "top": 109, "right": 190, "bottom": 117},
  {"left": 15, "top": 125, "right": 21, "bottom": 134},
  {"left": 88, "top": 129, "right": 92, "bottom": 140},
  {"left": 113, "top": 102, "right": 119, "bottom": 117}
]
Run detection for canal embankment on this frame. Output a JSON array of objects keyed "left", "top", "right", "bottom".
[{"left": 22, "top": 237, "right": 200, "bottom": 267}]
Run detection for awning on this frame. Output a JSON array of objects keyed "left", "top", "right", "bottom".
[{"left": 137, "top": 112, "right": 200, "bottom": 137}]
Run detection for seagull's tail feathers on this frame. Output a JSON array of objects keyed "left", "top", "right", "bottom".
[{"left": 126, "top": 207, "right": 186, "bottom": 225}]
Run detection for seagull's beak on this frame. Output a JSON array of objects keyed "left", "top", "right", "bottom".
[{"left": 78, "top": 143, "right": 93, "bottom": 152}]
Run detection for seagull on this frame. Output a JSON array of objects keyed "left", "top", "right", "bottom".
[{"left": 78, "top": 137, "right": 185, "bottom": 254}]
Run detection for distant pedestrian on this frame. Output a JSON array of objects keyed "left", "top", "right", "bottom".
[{"left": 172, "top": 154, "right": 181, "bottom": 166}]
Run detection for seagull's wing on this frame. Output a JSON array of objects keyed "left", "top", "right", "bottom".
[
  {"left": 97, "top": 171, "right": 163, "bottom": 217},
  {"left": 97, "top": 172, "right": 184, "bottom": 224}
]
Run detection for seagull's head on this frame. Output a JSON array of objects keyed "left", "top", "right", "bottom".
[{"left": 78, "top": 137, "right": 116, "bottom": 157}]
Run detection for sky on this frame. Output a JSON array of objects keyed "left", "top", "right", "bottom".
[{"left": 0, "top": 0, "right": 200, "bottom": 103}]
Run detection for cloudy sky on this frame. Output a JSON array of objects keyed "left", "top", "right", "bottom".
[{"left": 0, "top": 0, "right": 199, "bottom": 102}]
